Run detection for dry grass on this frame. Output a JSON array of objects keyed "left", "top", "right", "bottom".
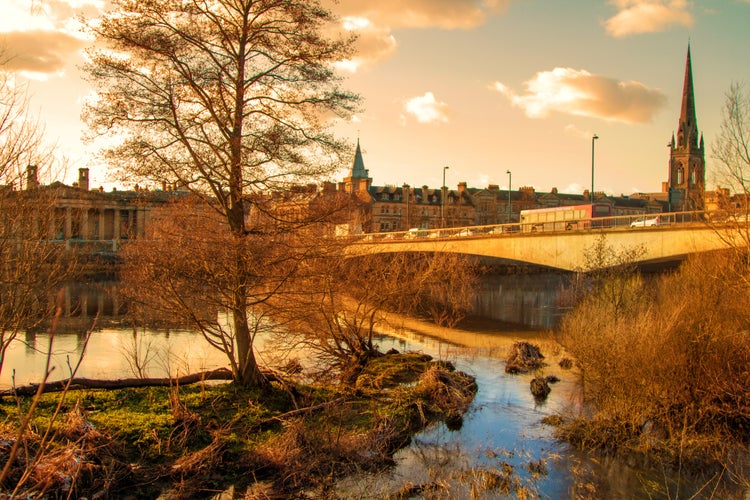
[{"left": 556, "top": 250, "right": 750, "bottom": 483}]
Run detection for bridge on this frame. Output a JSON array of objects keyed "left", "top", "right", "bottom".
[{"left": 347, "top": 212, "right": 743, "bottom": 271}]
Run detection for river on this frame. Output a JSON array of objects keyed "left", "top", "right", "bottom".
[{"left": 1, "top": 275, "right": 746, "bottom": 498}]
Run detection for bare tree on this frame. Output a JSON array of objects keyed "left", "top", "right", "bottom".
[
  {"left": 0, "top": 61, "right": 78, "bottom": 378},
  {"left": 84, "top": 0, "right": 358, "bottom": 387},
  {"left": 270, "top": 247, "right": 479, "bottom": 383},
  {"left": 711, "top": 83, "right": 750, "bottom": 261},
  {"left": 713, "top": 82, "right": 750, "bottom": 202},
  {"left": 565, "top": 235, "right": 646, "bottom": 324},
  {"left": 0, "top": 72, "right": 54, "bottom": 187},
  {"left": 417, "top": 252, "right": 479, "bottom": 328}
]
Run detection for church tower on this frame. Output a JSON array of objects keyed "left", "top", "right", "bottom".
[
  {"left": 342, "top": 139, "right": 372, "bottom": 194},
  {"left": 667, "top": 44, "right": 705, "bottom": 211}
]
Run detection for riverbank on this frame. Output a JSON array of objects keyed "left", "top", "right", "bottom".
[
  {"left": 554, "top": 251, "right": 750, "bottom": 496},
  {"left": 0, "top": 352, "right": 476, "bottom": 498}
]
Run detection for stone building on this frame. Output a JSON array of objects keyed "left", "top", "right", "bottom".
[
  {"left": 11, "top": 166, "right": 186, "bottom": 251},
  {"left": 339, "top": 140, "right": 475, "bottom": 232},
  {"left": 667, "top": 45, "right": 706, "bottom": 211}
]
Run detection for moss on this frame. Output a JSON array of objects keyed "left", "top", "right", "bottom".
[
  {"left": 356, "top": 352, "right": 434, "bottom": 390},
  {"left": 1, "top": 354, "right": 476, "bottom": 498}
]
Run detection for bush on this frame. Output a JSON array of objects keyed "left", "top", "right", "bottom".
[{"left": 556, "top": 250, "right": 750, "bottom": 470}]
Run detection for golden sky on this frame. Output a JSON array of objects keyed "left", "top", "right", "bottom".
[{"left": 3, "top": 0, "right": 750, "bottom": 195}]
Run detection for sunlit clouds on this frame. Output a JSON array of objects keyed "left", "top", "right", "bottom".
[
  {"left": 334, "top": 0, "right": 512, "bottom": 30},
  {"left": 0, "top": 0, "right": 97, "bottom": 76},
  {"left": 329, "top": 0, "right": 512, "bottom": 71},
  {"left": 333, "top": 17, "right": 397, "bottom": 73},
  {"left": 493, "top": 68, "right": 667, "bottom": 124},
  {"left": 403, "top": 92, "right": 450, "bottom": 125},
  {"left": 0, "top": 30, "right": 86, "bottom": 76},
  {"left": 605, "top": 0, "right": 694, "bottom": 37}
]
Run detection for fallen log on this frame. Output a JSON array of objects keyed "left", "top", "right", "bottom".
[{"left": 0, "top": 368, "right": 235, "bottom": 398}]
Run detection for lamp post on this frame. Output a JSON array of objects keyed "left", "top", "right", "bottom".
[
  {"left": 590, "top": 134, "right": 599, "bottom": 203},
  {"left": 506, "top": 169, "right": 512, "bottom": 223},
  {"left": 442, "top": 166, "right": 449, "bottom": 228},
  {"left": 404, "top": 183, "right": 410, "bottom": 229}
]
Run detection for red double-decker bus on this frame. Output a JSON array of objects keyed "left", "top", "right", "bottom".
[{"left": 520, "top": 203, "right": 612, "bottom": 232}]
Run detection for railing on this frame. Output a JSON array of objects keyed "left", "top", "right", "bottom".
[{"left": 356, "top": 211, "right": 712, "bottom": 243}]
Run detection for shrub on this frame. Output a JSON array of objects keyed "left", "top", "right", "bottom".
[{"left": 556, "top": 250, "right": 750, "bottom": 471}]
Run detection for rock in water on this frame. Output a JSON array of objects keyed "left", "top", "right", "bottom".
[
  {"left": 530, "top": 377, "right": 551, "bottom": 400},
  {"left": 505, "top": 341, "right": 545, "bottom": 374}
]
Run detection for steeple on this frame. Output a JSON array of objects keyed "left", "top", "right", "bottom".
[
  {"left": 668, "top": 43, "right": 705, "bottom": 211},
  {"left": 343, "top": 138, "right": 372, "bottom": 194},
  {"left": 350, "top": 139, "right": 369, "bottom": 179},
  {"left": 677, "top": 44, "right": 699, "bottom": 149}
]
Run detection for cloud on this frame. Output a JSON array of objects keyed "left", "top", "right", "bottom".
[
  {"left": 493, "top": 68, "right": 667, "bottom": 124},
  {"left": 329, "top": 1, "right": 513, "bottom": 71},
  {"left": 0, "top": 1, "right": 100, "bottom": 76},
  {"left": 334, "top": 17, "right": 398, "bottom": 73},
  {"left": 605, "top": 0, "right": 693, "bottom": 37},
  {"left": 333, "top": 0, "right": 512, "bottom": 30},
  {"left": 0, "top": 30, "right": 86, "bottom": 74},
  {"left": 403, "top": 92, "right": 450, "bottom": 124}
]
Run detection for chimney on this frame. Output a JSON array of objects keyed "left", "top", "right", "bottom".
[
  {"left": 78, "top": 168, "right": 90, "bottom": 191},
  {"left": 26, "top": 165, "right": 38, "bottom": 190},
  {"left": 457, "top": 182, "right": 467, "bottom": 193}
]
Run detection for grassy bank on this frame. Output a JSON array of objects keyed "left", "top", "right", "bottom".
[
  {"left": 0, "top": 352, "right": 476, "bottom": 498},
  {"left": 555, "top": 249, "right": 750, "bottom": 489}
]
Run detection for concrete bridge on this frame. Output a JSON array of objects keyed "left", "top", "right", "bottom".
[{"left": 347, "top": 214, "right": 741, "bottom": 271}]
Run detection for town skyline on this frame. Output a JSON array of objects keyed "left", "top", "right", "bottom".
[{"left": 3, "top": 0, "right": 750, "bottom": 195}]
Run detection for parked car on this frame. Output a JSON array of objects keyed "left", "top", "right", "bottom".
[
  {"left": 404, "top": 228, "right": 428, "bottom": 239},
  {"left": 630, "top": 216, "right": 660, "bottom": 227},
  {"left": 454, "top": 228, "right": 475, "bottom": 237}
]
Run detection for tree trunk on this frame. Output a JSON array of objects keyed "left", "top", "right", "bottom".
[
  {"left": 233, "top": 286, "right": 267, "bottom": 388},
  {"left": 1, "top": 368, "right": 235, "bottom": 398}
]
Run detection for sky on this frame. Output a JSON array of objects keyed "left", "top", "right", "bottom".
[{"left": 2, "top": 0, "right": 750, "bottom": 196}]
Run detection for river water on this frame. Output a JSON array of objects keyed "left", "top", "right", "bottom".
[{"left": 1, "top": 275, "right": 745, "bottom": 498}]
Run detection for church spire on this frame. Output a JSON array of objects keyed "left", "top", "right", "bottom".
[
  {"left": 668, "top": 43, "right": 705, "bottom": 211},
  {"left": 677, "top": 44, "right": 699, "bottom": 149},
  {"left": 350, "top": 139, "right": 369, "bottom": 179}
]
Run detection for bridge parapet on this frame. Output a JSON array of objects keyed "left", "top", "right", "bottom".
[
  {"left": 347, "top": 211, "right": 740, "bottom": 271},
  {"left": 357, "top": 211, "right": 708, "bottom": 243}
]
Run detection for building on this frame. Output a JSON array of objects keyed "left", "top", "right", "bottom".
[
  {"left": 6, "top": 166, "right": 186, "bottom": 252},
  {"left": 339, "top": 140, "right": 476, "bottom": 232},
  {"left": 667, "top": 44, "right": 706, "bottom": 211}
]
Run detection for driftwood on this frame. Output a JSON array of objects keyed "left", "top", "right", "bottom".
[{"left": 0, "top": 368, "right": 235, "bottom": 398}]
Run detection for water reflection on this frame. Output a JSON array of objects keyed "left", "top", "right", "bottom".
[
  {"left": 4, "top": 277, "right": 744, "bottom": 498},
  {"left": 5, "top": 328, "right": 227, "bottom": 388},
  {"left": 473, "top": 272, "right": 570, "bottom": 329},
  {"left": 347, "top": 324, "right": 578, "bottom": 498}
]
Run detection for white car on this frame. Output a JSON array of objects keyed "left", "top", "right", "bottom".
[
  {"left": 630, "top": 216, "right": 660, "bottom": 228},
  {"left": 454, "top": 229, "right": 475, "bottom": 237}
]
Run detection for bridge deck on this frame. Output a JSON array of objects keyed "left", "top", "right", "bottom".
[{"left": 347, "top": 212, "right": 741, "bottom": 271}]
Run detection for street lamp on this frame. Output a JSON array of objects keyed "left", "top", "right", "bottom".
[
  {"left": 506, "top": 169, "right": 512, "bottom": 223},
  {"left": 442, "top": 166, "right": 449, "bottom": 228},
  {"left": 590, "top": 134, "right": 599, "bottom": 203}
]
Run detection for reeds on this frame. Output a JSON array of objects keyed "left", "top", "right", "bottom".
[{"left": 556, "top": 249, "right": 750, "bottom": 483}]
